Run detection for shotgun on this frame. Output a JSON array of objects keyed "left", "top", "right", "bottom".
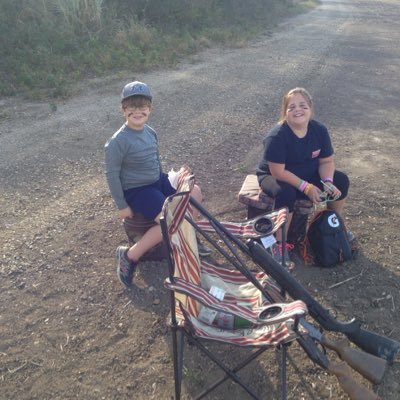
[
  {"left": 300, "top": 319, "right": 387, "bottom": 384},
  {"left": 248, "top": 239, "right": 400, "bottom": 363},
  {"left": 297, "top": 333, "right": 381, "bottom": 400}
]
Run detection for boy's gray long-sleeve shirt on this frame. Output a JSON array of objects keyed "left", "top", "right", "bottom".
[{"left": 105, "top": 124, "right": 161, "bottom": 210}]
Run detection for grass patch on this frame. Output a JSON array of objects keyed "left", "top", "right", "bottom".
[{"left": 0, "top": 0, "right": 319, "bottom": 99}]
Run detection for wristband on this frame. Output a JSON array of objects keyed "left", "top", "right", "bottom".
[
  {"left": 298, "top": 180, "right": 308, "bottom": 192},
  {"left": 323, "top": 177, "right": 333, "bottom": 183},
  {"left": 304, "top": 183, "right": 314, "bottom": 195}
]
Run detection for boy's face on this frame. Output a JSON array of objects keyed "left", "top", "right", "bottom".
[
  {"left": 122, "top": 96, "right": 152, "bottom": 130},
  {"left": 123, "top": 105, "right": 152, "bottom": 130}
]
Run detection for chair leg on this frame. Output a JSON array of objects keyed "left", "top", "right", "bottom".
[
  {"left": 177, "top": 330, "right": 185, "bottom": 389},
  {"left": 171, "top": 325, "right": 183, "bottom": 400},
  {"left": 281, "top": 344, "right": 288, "bottom": 400}
]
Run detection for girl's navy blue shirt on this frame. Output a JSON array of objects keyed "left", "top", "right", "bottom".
[{"left": 257, "top": 120, "right": 334, "bottom": 183}]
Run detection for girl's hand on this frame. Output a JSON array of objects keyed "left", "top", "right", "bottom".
[
  {"left": 322, "top": 181, "right": 342, "bottom": 200},
  {"left": 306, "top": 185, "right": 323, "bottom": 204},
  {"left": 119, "top": 207, "right": 134, "bottom": 220}
]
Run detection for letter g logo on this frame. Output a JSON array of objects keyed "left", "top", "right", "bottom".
[{"left": 328, "top": 213, "right": 340, "bottom": 228}]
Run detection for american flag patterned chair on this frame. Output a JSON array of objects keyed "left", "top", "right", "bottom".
[{"left": 160, "top": 173, "right": 308, "bottom": 400}]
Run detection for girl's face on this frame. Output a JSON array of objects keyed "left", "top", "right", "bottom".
[{"left": 285, "top": 93, "right": 312, "bottom": 128}]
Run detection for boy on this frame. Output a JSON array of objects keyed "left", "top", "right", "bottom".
[{"left": 105, "top": 81, "right": 210, "bottom": 287}]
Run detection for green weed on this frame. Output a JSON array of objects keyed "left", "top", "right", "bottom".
[{"left": 0, "top": 0, "right": 319, "bottom": 98}]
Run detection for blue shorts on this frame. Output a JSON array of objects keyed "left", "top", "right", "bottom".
[{"left": 124, "top": 173, "right": 176, "bottom": 220}]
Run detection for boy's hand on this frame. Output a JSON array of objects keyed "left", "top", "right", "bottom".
[{"left": 119, "top": 207, "right": 134, "bottom": 220}]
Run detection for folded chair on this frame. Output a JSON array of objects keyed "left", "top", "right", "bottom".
[
  {"left": 160, "top": 174, "right": 310, "bottom": 399},
  {"left": 160, "top": 174, "right": 385, "bottom": 400}
]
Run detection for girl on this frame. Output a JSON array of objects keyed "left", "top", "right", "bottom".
[{"left": 257, "top": 87, "right": 350, "bottom": 269}]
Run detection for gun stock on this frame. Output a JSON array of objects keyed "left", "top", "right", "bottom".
[
  {"left": 328, "top": 361, "right": 382, "bottom": 400},
  {"left": 321, "top": 335, "right": 386, "bottom": 384},
  {"left": 301, "top": 319, "right": 387, "bottom": 384},
  {"left": 248, "top": 240, "right": 400, "bottom": 362},
  {"left": 297, "top": 335, "right": 380, "bottom": 400}
]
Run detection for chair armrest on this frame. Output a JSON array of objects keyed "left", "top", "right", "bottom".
[
  {"left": 195, "top": 207, "right": 288, "bottom": 239},
  {"left": 165, "top": 277, "right": 307, "bottom": 326}
]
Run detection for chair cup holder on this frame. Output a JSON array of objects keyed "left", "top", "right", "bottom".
[
  {"left": 253, "top": 216, "right": 274, "bottom": 236},
  {"left": 259, "top": 305, "right": 283, "bottom": 320}
]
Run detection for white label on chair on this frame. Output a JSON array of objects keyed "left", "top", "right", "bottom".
[
  {"left": 260, "top": 234, "right": 276, "bottom": 249},
  {"left": 209, "top": 286, "right": 226, "bottom": 301}
]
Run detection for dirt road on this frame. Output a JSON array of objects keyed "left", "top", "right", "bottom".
[{"left": 1, "top": 0, "right": 399, "bottom": 399}]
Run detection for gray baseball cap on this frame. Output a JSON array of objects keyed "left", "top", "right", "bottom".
[{"left": 121, "top": 81, "right": 152, "bottom": 101}]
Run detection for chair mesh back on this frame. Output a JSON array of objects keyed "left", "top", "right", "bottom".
[{"left": 162, "top": 175, "right": 201, "bottom": 317}]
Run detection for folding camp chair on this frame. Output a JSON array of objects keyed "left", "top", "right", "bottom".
[
  {"left": 160, "top": 174, "right": 385, "bottom": 400},
  {"left": 160, "top": 174, "right": 308, "bottom": 399}
]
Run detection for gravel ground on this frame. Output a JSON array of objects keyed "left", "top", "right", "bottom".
[{"left": 0, "top": 0, "right": 399, "bottom": 399}]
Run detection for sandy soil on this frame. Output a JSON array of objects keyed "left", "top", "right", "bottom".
[{"left": 0, "top": 0, "right": 399, "bottom": 399}]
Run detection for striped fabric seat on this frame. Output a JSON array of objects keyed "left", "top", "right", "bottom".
[{"left": 161, "top": 174, "right": 308, "bottom": 346}]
